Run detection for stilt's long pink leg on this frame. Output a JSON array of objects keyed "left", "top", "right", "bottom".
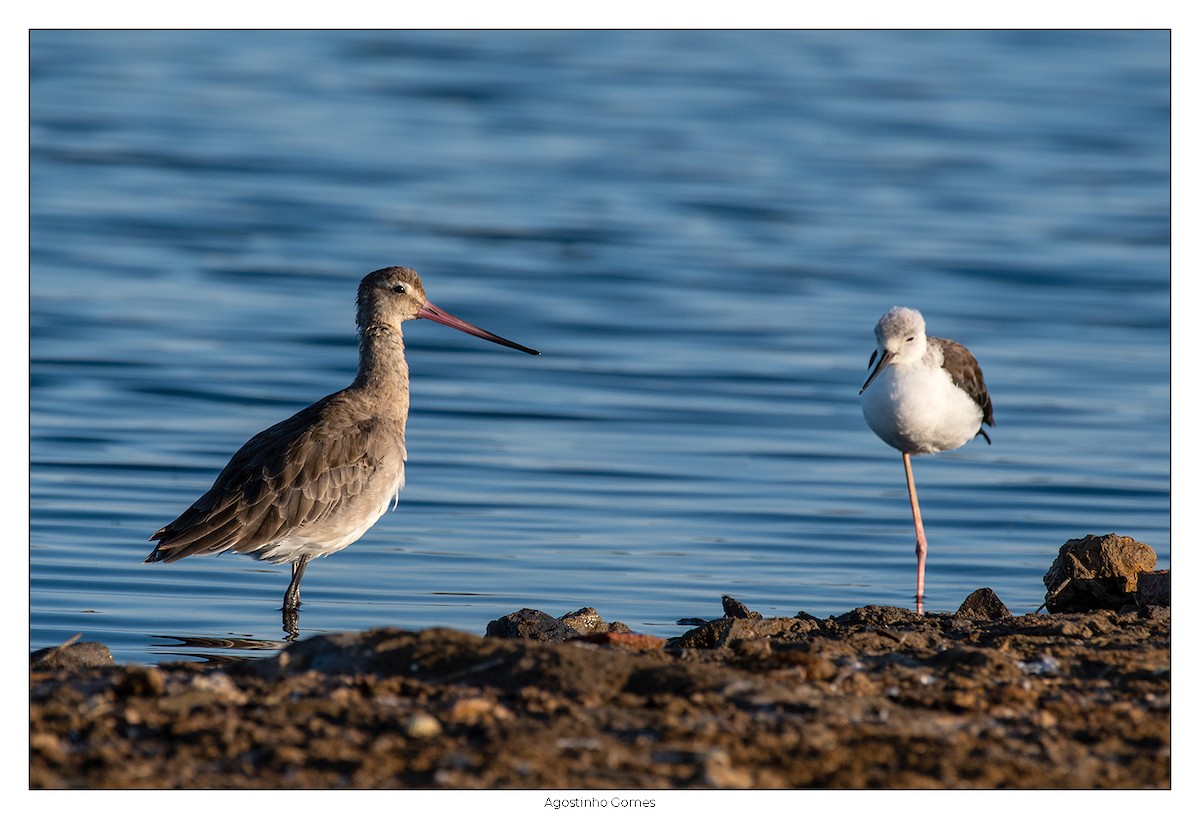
[{"left": 903, "top": 452, "right": 927, "bottom": 615}]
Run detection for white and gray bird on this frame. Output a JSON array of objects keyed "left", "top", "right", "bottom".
[{"left": 860, "top": 306, "right": 993, "bottom": 614}]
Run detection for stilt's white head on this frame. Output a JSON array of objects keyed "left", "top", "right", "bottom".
[{"left": 860, "top": 306, "right": 927, "bottom": 393}]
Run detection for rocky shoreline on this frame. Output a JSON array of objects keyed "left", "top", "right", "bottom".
[{"left": 30, "top": 534, "right": 1170, "bottom": 789}]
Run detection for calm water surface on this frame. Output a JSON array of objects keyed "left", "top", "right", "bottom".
[{"left": 30, "top": 31, "right": 1169, "bottom": 664}]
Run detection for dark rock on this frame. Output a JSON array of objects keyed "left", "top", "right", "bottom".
[
  {"left": 623, "top": 663, "right": 743, "bottom": 697},
  {"left": 930, "top": 646, "right": 1014, "bottom": 675},
  {"left": 1045, "top": 577, "right": 1130, "bottom": 613},
  {"left": 114, "top": 666, "right": 166, "bottom": 697},
  {"left": 771, "top": 645, "right": 839, "bottom": 680},
  {"left": 30, "top": 640, "right": 114, "bottom": 670},
  {"left": 1043, "top": 534, "right": 1158, "bottom": 613},
  {"left": 266, "top": 627, "right": 653, "bottom": 699},
  {"left": 485, "top": 607, "right": 632, "bottom": 642},
  {"left": 721, "top": 595, "right": 761, "bottom": 619},
  {"left": 1140, "top": 605, "right": 1170, "bottom": 621},
  {"left": 669, "top": 616, "right": 823, "bottom": 650},
  {"left": 268, "top": 627, "right": 530, "bottom": 681},
  {"left": 668, "top": 619, "right": 733, "bottom": 649},
  {"left": 486, "top": 608, "right": 583, "bottom": 642},
  {"left": 730, "top": 637, "right": 773, "bottom": 659},
  {"left": 1137, "top": 570, "right": 1170, "bottom": 608},
  {"left": 834, "top": 606, "right": 922, "bottom": 627},
  {"left": 956, "top": 588, "right": 1012, "bottom": 620}
]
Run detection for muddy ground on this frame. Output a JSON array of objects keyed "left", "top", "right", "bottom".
[{"left": 29, "top": 593, "right": 1169, "bottom": 789}]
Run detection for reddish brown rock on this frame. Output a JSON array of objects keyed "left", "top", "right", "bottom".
[
  {"left": 573, "top": 632, "right": 666, "bottom": 651},
  {"left": 1042, "top": 534, "right": 1158, "bottom": 613}
]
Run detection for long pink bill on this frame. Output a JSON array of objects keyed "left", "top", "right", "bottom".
[{"left": 417, "top": 301, "right": 540, "bottom": 356}]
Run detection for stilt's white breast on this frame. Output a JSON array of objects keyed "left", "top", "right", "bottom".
[
  {"left": 861, "top": 307, "right": 985, "bottom": 455},
  {"left": 862, "top": 355, "right": 983, "bottom": 454}
]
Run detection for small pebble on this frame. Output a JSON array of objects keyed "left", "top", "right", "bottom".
[{"left": 402, "top": 713, "right": 442, "bottom": 739}]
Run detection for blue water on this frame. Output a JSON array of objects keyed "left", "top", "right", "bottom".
[{"left": 29, "top": 30, "right": 1170, "bottom": 665}]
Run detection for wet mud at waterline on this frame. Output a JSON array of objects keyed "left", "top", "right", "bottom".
[{"left": 30, "top": 535, "right": 1170, "bottom": 789}]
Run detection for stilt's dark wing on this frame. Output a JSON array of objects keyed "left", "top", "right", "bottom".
[{"left": 931, "top": 336, "right": 994, "bottom": 432}]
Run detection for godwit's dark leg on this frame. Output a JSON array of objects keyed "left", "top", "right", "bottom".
[
  {"left": 283, "top": 555, "right": 310, "bottom": 612},
  {"left": 281, "top": 556, "right": 310, "bottom": 639},
  {"left": 282, "top": 605, "right": 300, "bottom": 640},
  {"left": 902, "top": 452, "right": 927, "bottom": 615}
]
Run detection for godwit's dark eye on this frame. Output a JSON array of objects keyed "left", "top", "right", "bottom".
[{"left": 392, "top": 284, "right": 406, "bottom": 294}]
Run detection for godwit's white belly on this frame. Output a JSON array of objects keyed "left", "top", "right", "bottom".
[{"left": 246, "top": 472, "right": 406, "bottom": 565}]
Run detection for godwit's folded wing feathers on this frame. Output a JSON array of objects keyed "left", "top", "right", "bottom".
[{"left": 147, "top": 397, "right": 405, "bottom": 563}]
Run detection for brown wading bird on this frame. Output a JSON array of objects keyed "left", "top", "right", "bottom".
[
  {"left": 859, "top": 306, "right": 993, "bottom": 615},
  {"left": 146, "top": 266, "right": 539, "bottom": 636}
]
